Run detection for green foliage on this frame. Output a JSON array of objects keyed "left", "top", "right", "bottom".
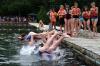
[
  {"left": 37, "top": 6, "right": 49, "bottom": 24},
  {"left": 0, "top": 0, "right": 99, "bottom": 23},
  {"left": 0, "top": 0, "right": 49, "bottom": 16}
]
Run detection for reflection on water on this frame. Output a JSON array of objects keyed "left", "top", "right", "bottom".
[{"left": 0, "top": 30, "right": 87, "bottom": 66}]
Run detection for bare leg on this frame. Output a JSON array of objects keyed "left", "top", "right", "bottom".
[
  {"left": 60, "top": 25, "right": 62, "bottom": 32},
  {"left": 76, "top": 19, "right": 80, "bottom": 33},
  {"left": 39, "top": 32, "right": 58, "bottom": 52},
  {"left": 64, "top": 18, "right": 67, "bottom": 34},
  {"left": 71, "top": 18, "right": 74, "bottom": 37},
  {"left": 68, "top": 19, "right": 71, "bottom": 34},
  {"left": 54, "top": 22, "right": 56, "bottom": 29},
  {"left": 87, "top": 19, "right": 91, "bottom": 32},
  {"left": 84, "top": 21, "right": 87, "bottom": 31},
  {"left": 93, "top": 22, "right": 97, "bottom": 36},
  {"left": 47, "top": 35, "right": 64, "bottom": 52}
]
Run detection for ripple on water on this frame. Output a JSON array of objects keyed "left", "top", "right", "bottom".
[
  {"left": 0, "top": 32, "right": 88, "bottom": 66},
  {"left": 0, "top": 37, "right": 4, "bottom": 40},
  {"left": 0, "top": 57, "right": 8, "bottom": 62},
  {"left": 0, "top": 47, "right": 6, "bottom": 50}
]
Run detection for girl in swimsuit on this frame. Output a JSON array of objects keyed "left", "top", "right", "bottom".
[
  {"left": 64, "top": 4, "right": 71, "bottom": 35},
  {"left": 58, "top": 5, "right": 67, "bottom": 32},
  {"left": 72, "top": 3, "right": 80, "bottom": 36},
  {"left": 82, "top": 6, "right": 91, "bottom": 31},
  {"left": 70, "top": 6, "right": 75, "bottom": 37},
  {"left": 90, "top": 2, "right": 98, "bottom": 36},
  {"left": 50, "top": 8, "right": 57, "bottom": 29}
]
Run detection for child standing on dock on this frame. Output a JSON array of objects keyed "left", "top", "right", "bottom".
[
  {"left": 50, "top": 8, "right": 57, "bottom": 30},
  {"left": 64, "top": 4, "right": 72, "bottom": 35},
  {"left": 82, "top": 6, "right": 91, "bottom": 31},
  {"left": 90, "top": 2, "right": 98, "bottom": 37},
  {"left": 72, "top": 3, "right": 81, "bottom": 36},
  {"left": 58, "top": 5, "right": 66, "bottom": 32}
]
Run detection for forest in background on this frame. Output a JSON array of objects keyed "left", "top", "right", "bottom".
[{"left": 0, "top": 0, "right": 99, "bottom": 23}]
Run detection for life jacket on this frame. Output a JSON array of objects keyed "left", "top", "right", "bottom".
[
  {"left": 50, "top": 12, "right": 56, "bottom": 22},
  {"left": 90, "top": 7, "right": 98, "bottom": 17},
  {"left": 83, "top": 11, "right": 90, "bottom": 19},
  {"left": 58, "top": 9, "right": 66, "bottom": 16},
  {"left": 72, "top": 8, "right": 80, "bottom": 15}
]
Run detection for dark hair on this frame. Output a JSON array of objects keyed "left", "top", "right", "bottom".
[
  {"left": 21, "top": 33, "right": 26, "bottom": 37},
  {"left": 18, "top": 33, "right": 26, "bottom": 41},
  {"left": 83, "top": 6, "right": 89, "bottom": 11}
]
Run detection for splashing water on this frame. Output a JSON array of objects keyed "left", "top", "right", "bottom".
[
  {"left": 0, "top": 33, "right": 88, "bottom": 66},
  {"left": 19, "top": 43, "right": 67, "bottom": 62}
]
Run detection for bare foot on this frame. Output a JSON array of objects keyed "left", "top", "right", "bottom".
[{"left": 63, "top": 33, "right": 71, "bottom": 38}]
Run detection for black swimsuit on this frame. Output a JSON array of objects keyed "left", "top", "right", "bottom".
[
  {"left": 59, "top": 16, "right": 65, "bottom": 25},
  {"left": 73, "top": 15, "right": 79, "bottom": 18},
  {"left": 65, "top": 13, "right": 71, "bottom": 19}
]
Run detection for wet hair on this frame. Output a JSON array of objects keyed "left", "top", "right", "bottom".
[
  {"left": 21, "top": 33, "right": 26, "bottom": 37},
  {"left": 18, "top": 33, "right": 26, "bottom": 41}
]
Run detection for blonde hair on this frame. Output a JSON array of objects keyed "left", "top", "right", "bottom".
[
  {"left": 60, "top": 5, "right": 64, "bottom": 8},
  {"left": 91, "top": 2, "right": 95, "bottom": 5}
]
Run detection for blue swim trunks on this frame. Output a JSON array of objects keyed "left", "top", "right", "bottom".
[{"left": 79, "top": 16, "right": 84, "bottom": 22}]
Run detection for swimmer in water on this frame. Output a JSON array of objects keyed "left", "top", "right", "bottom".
[
  {"left": 18, "top": 30, "right": 70, "bottom": 61},
  {"left": 18, "top": 30, "right": 58, "bottom": 45},
  {"left": 18, "top": 31, "right": 69, "bottom": 52},
  {"left": 39, "top": 31, "right": 65, "bottom": 53}
]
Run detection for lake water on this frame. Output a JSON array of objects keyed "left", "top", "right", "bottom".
[{"left": 0, "top": 28, "right": 88, "bottom": 66}]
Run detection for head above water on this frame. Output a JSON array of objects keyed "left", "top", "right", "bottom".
[{"left": 18, "top": 33, "right": 26, "bottom": 41}]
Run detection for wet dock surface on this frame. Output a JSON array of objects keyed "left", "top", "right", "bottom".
[
  {"left": 64, "top": 34, "right": 100, "bottom": 66},
  {"left": 65, "top": 35, "right": 100, "bottom": 56}
]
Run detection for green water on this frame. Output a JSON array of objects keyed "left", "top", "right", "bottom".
[{"left": 0, "top": 27, "right": 88, "bottom": 66}]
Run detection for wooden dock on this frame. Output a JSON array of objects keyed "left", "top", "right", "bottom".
[{"left": 29, "top": 23, "right": 100, "bottom": 66}]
